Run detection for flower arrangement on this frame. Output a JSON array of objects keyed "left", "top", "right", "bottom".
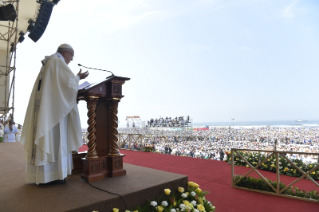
[
  {"left": 228, "top": 151, "right": 319, "bottom": 180},
  {"left": 233, "top": 175, "right": 319, "bottom": 201},
  {"left": 144, "top": 144, "right": 155, "bottom": 152},
  {"left": 113, "top": 181, "right": 216, "bottom": 212}
]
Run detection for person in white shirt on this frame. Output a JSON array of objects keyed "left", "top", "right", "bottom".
[{"left": 4, "top": 120, "right": 18, "bottom": 142}]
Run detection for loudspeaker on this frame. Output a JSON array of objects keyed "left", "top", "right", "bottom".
[
  {"left": 0, "top": 4, "right": 17, "bottom": 21},
  {"left": 28, "top": 1, "right": 54, "bottom": 42}
]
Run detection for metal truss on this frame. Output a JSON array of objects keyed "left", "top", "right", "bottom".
[{"left": 0, "top": 1, "right": 19, "bottom": 121}]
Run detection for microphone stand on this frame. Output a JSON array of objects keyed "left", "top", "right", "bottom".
[{"left": 78, "top": 64, "right": 114, "bottom": 77}]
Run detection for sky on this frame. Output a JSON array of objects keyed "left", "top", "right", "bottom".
[{"left": 11, "top": 0, "right": 319, "bottom": 127}]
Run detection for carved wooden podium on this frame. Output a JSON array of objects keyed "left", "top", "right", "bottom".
[{"left": 76, "top": 75, "right": 130, "bottom": 182}]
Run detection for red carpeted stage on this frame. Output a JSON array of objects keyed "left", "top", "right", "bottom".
[
  {"left": 0, "top": 143, "right": 187, "bottom": 212},
  {"left": 2, "top": 142, "right": 319, "bottom": 211}
]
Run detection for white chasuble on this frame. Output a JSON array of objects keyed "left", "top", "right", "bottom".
[{"left": 20, "top": 54, "right": 82, "bottom": 185}]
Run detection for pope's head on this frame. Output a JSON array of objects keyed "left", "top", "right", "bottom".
[{"left": 57, "top": 43, "right": 74, "bottom": 65}]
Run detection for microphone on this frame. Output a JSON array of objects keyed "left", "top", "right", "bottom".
[{"left": 78, "top": 64, "right": 114, "bottom": 77}]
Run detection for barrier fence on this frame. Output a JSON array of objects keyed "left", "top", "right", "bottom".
[
  {"left": 231, "top": 148, "right": 319, "bottom": 203},
  {"left": 118, "top": 133, "right": 143, "bottom": 150}
]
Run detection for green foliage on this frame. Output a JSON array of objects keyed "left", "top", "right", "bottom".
[
  {"left": 234, "top": 175, "right": 319, "bottom": 201},
  {"left": 229, "top": 151, "right": 319, "bottom": 180},
  {"left": 143, "top": 145, "right": 155, "bottom": 152},
  {"left": 0, "top": 137, "right": 3, "bottom": 142}
]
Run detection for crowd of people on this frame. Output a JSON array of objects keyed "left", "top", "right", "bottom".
[
  {"left": 118, "top": 126, "right": 319, "bottom": 164},
  {"left": 146, "top": 116, "right": 191, "bottom": 127},
  {"left": 0, "top": 114, "right": 22, "bottom": 143}
]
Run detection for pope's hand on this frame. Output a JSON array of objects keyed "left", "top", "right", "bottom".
[{"left": 77, "top": 69, "right": 89, "bottom": 80}]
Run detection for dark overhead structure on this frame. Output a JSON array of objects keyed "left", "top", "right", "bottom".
[
  {"left": 28, "top": 1, "right": 55, "bottom": 42},
  {"left": 0, "top": 4, "right": 17, "bottom": 21}
]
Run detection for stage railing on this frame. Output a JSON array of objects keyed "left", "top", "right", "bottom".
[
  {"left": 118, "top": 133, "right": 143, "bottom": 150},
  {"left": 231, "top": 148, "right": 319, "bottom": 203}
]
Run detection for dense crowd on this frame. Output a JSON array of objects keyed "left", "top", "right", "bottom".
[
  {"left": 146, "top": 116, "right": 191, "bottom": 127},
  {"left": 118, "top": 126, "right": 319, "bottom": 164}
]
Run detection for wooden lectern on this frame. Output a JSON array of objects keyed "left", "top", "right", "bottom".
[{"left": 76, "top": 75, "right": 130, "bottom": 182}]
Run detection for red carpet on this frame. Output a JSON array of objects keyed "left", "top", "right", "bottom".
[
  {"left": 119, "top": 149, "right": 319, "bottom": 212},
  {"left": 78, "top": 144, "right": 88, "bottom": 152}
]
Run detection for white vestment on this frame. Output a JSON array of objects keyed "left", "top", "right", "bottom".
[
  {"left": 20, "top": 53, "right": 82, "bottom": 185},
  {"left": 16, "top": 128, "right": 22, "bottom": 142},
  {"left": 4, "top": 124, "right": 18, "bottom": 142}
]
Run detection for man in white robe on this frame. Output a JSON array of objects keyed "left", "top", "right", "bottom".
[
  {"left": 20, "top": 44, "right": 89, "bottom": 185},
  {"left": 16, "top": 124, "right": 22, "bottom": 142},
  {"left": 4, "top": 120, "right": 18, "bottom": 142}
]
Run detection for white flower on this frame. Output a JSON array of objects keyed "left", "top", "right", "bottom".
[
  {"left": 194, "top": 209, "right": 199, "bottom": 212},
  {"left": 181, "top": 193, "right": 187, "bottom": 198},
  {"left": 203, "top": 197, "right": 206, "bottom": 200},
  {"left": 191, "top": 200, "right": 197, "bottom": 206},
  {"left": 191, "top": 191, "right": 196, "bottom": 197},
  {"left": 180, "top": 204, "right": 186, "bottom": 209},
  {"left": 161, "top": 201, "right": 168, "bottom": 207},
  {"left": 170, "top": 209, "right": 177, "bottom": 212},
  {"left": 150, "top": 201, "right": 157, "bottom": 207}
]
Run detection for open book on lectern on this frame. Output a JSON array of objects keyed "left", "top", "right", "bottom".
[{"left": 78, "top": 76, "right": 114, "bottom": 90}]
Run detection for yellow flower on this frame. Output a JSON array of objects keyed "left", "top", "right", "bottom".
[
  {"left": 113, "top": 208, "right": 119, "bottom": 212},
  {"left": 246, "top": 165, "right": 249, "bottom": 168},
  {"left": 268, "top": 159, "right": 270, "bottom": 161},
  {"left": 196, "top": 188, "right": 202, "bottom": 194},
  {"left": 193, "top": 183, "right": 199, "bottom": 188},
  {"left": 284, "top": 167, "right": 289, "bottom": 172},
  {"left": 164, "top": 189, "right": 171, "bottom": 195},
  {"left": 271, "top": 164, "right": 275, "bottom": 167},
  {"left": 178, "top": 187, "right": 185, "bottom": 193},
  {"left": 309, "top": 165, "right": 313, "bottom": 168},
  {"left": 183, "top": 200, "right": 193, "bottom": 208},
  {"left": 133, "top": 211, "right": 138, "bottom": 212},
  {"left": 198, "top": 197, "right": 204, "bottom": 205},
  {"left": 312, "top": 172, "right": 315, "bottom": 175},
  {"left": 156, "top": 206, "right": 164, "bottom": 212},
  {"left": 185, "top": 192, "right": 189, "bottom": 196},
  {"left": 125, "top": 210, "right": 130, "bottom": 212},
  {"left": 197, "top": 204, "right": 206, "bottom": 212},
  {"left": 188, "top": 181, "right": 195, "bottom": 187}
]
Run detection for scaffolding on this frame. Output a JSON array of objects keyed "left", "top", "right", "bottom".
[
  {"left": 0, "top": 1, "right": 20, "bottom": 121},
  {"left": 126, "top": 116, "right": 144, "bottom": 128}
]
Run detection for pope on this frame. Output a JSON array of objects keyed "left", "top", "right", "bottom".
[{"left": 20, "top": 44, "right": 88, "bottom": 185}]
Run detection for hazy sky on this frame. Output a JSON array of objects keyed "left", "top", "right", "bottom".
[{"left": 12, "top": 0, "right": 319, "bottom": 127}]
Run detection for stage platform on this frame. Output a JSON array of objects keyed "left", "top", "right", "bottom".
[{"left": 0, "top": 142, "right": 188, "bottom": 212}]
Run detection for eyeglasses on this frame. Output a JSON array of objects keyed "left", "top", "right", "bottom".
[{"left": 66, "top": 51, "right": 74, "bottom": 58}]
